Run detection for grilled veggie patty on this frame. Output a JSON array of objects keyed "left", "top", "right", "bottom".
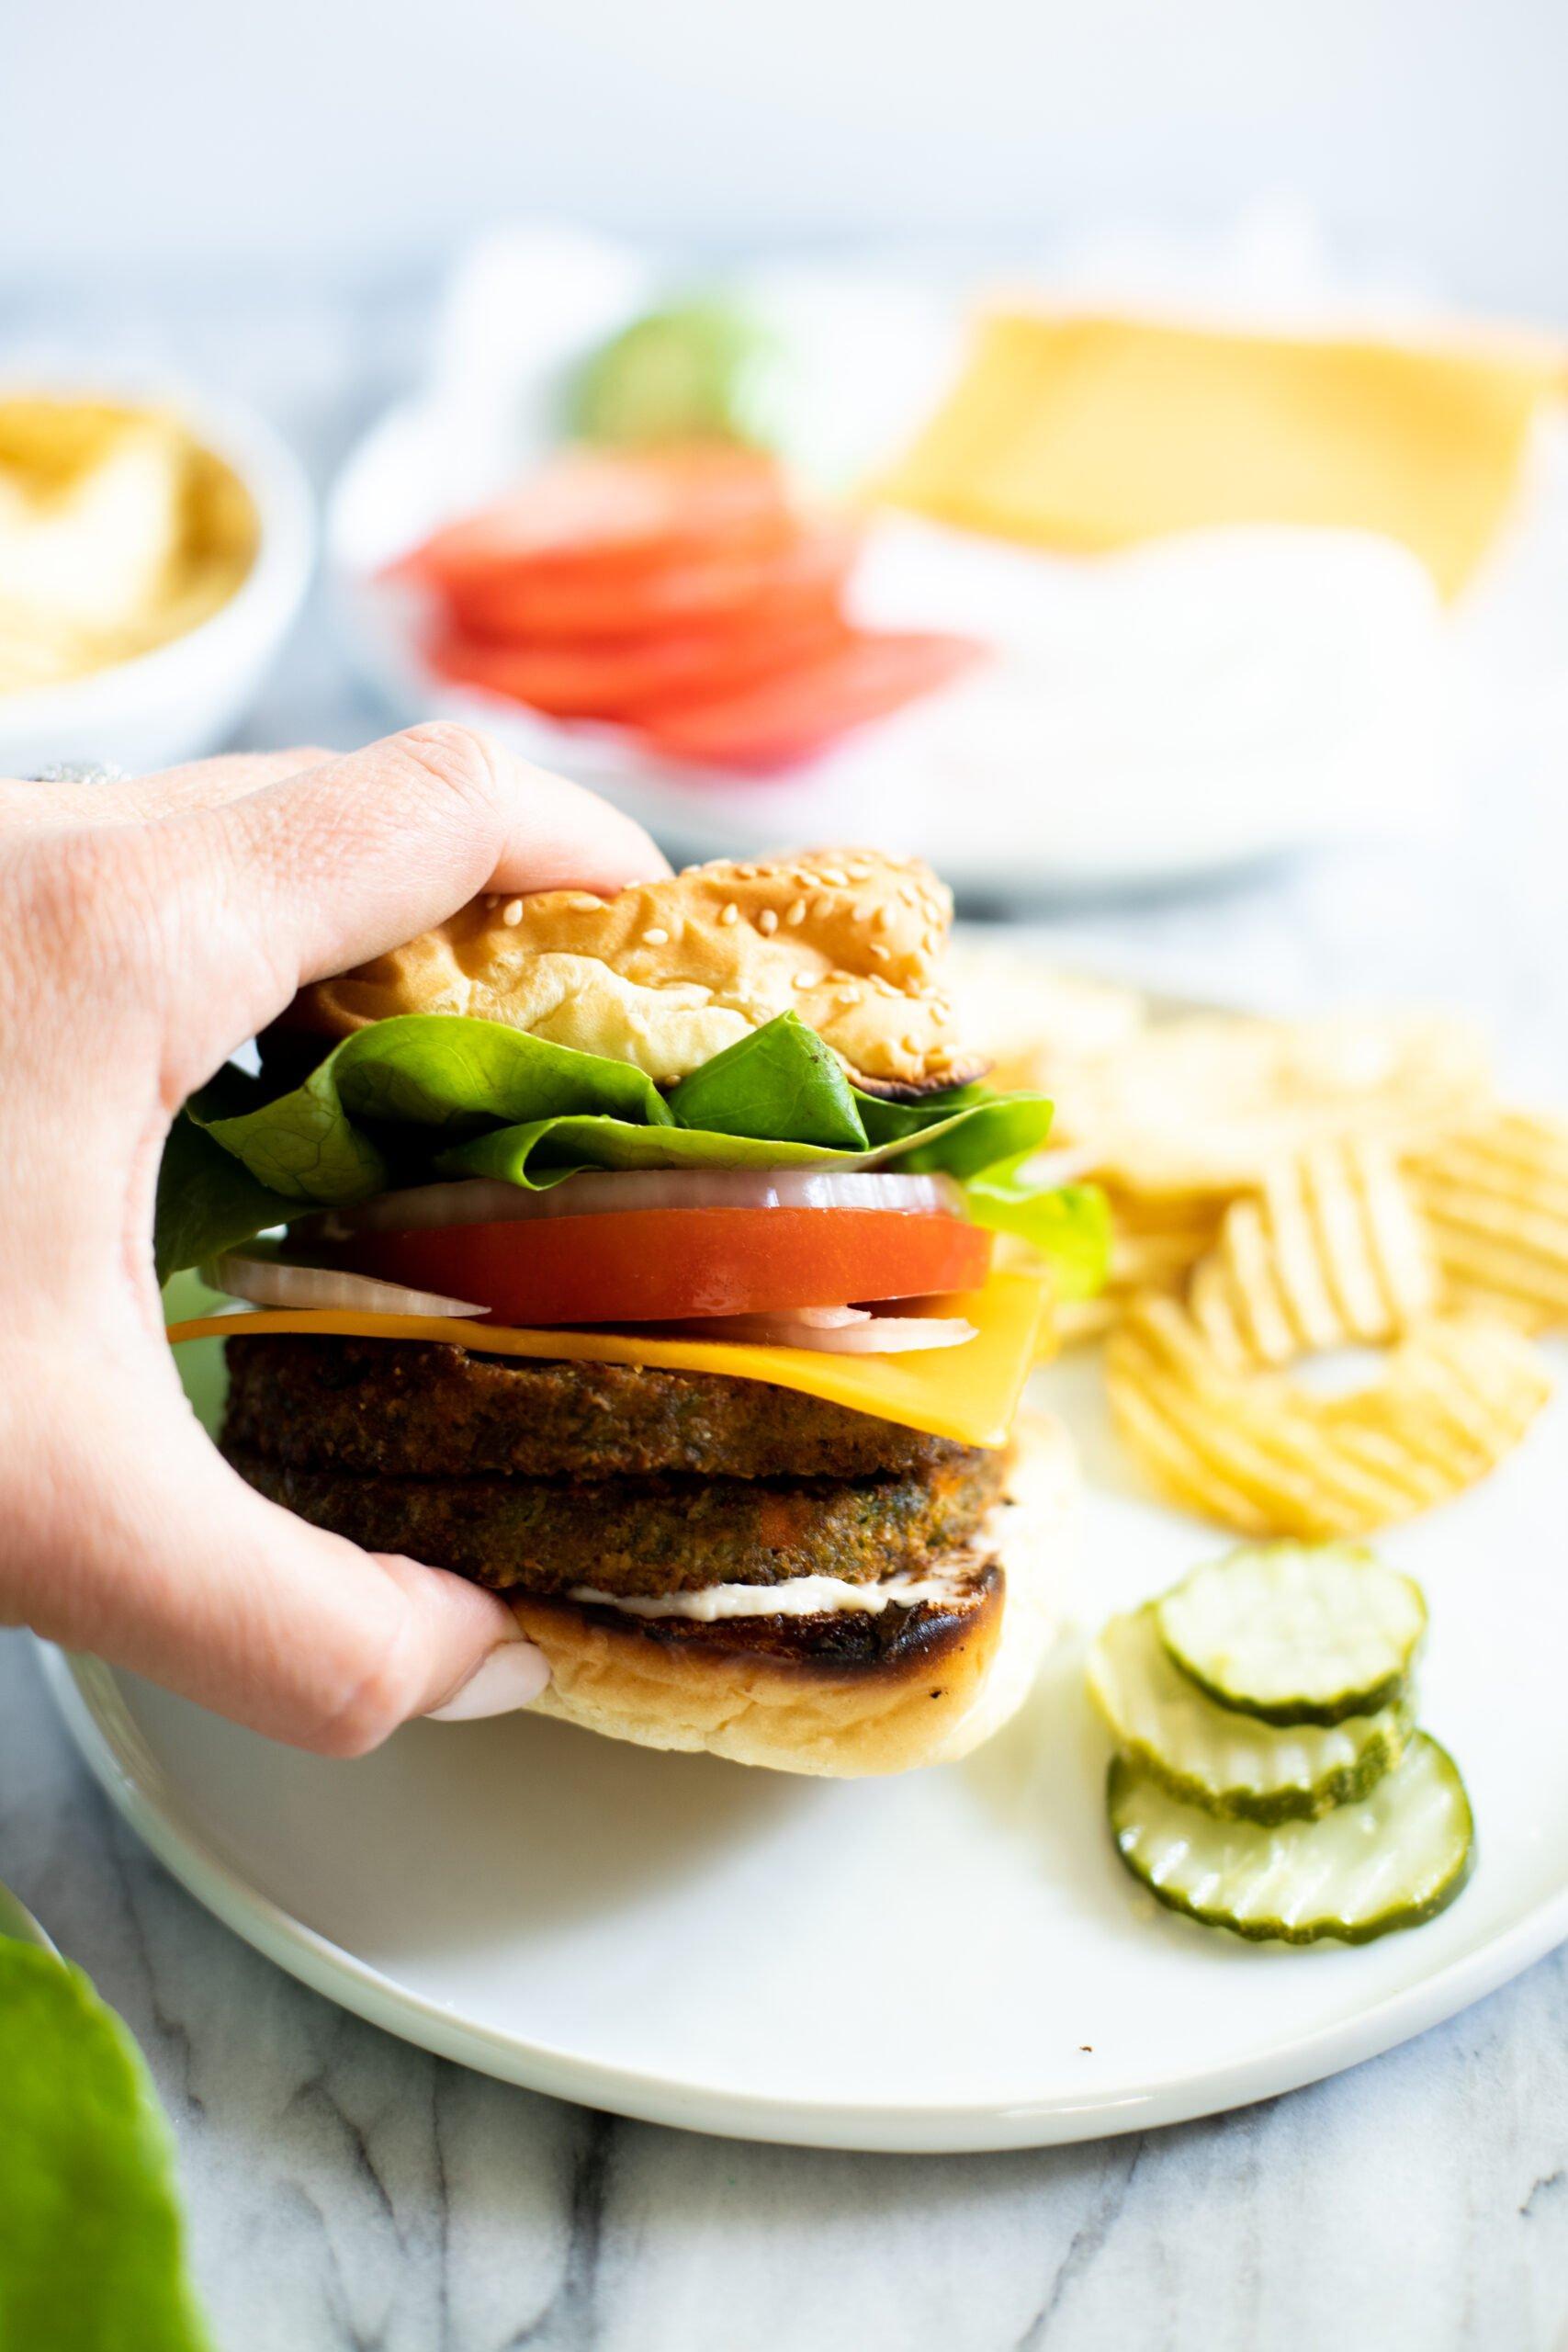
[
  {"left": 222, "top": 1336, "right": 968, "bottom": 1482},
  {"left": 222, "top": 1441, "right": 1007, "bottom": 1598}
]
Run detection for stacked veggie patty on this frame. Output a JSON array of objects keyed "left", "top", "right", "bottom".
[{"left": 221, "top": 1338, "right": 1008, "bottom": 1603}]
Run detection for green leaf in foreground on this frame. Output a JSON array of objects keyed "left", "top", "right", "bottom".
[{"left": 0, "top": 1941, "right": 211, "bottom": 2351}]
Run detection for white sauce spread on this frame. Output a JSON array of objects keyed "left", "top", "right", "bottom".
[
  {"left": 569, "top": 1555, "right": 993, "bottom": 1623},
  {"left": 568, "top": 1501, "right": 1016, "bottom": 1622}
]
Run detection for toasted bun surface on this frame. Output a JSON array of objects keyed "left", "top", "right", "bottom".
[
  {"left": 289, "top": 848, "right": 986, "bottom": 1097},
  {"left": 511, "top": 1414, "right": 1076, "bottom": 1776}
]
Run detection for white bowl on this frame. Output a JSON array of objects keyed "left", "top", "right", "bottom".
[{"left": 0, "top": 379, "right": 314, "bottom": 779}]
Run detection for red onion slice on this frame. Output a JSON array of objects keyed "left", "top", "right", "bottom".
[
  {"left": 202, "top": 1249, "right": 484, "bottom": 1319},
  {"left": 311, "top": 1167, "right": 964, "bottom": 1238},
  {"left": 643, "top": 1310, "right": 976, "bottom": 1352}
]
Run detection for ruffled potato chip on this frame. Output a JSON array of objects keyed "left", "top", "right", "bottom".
[
  {"left": 1051, "top": 1012, "right": 1490, "bottom": 1199},
  {"left": 1106, "top": 1291, "right": 1551, "bottom": 1539},
  {"left": 1411, "top": 1109, "right": 1568, "bottom": 1332},
  {"left": 1188, "top": 1139, "right": 1438, "bottom": 1372},
  {"left": 942, "top": 940, "right": 1148, "bottom": 1096}
]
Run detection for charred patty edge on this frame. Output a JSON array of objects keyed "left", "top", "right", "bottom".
[{"left": 514, "top": 1564, "right": 1003, "bottom": 1677}]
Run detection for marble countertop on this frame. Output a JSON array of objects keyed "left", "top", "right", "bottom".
[{"left": 6, "top": 277, "right": 1568, "bottom": 2350}]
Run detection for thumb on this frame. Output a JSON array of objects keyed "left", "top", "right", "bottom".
[{"left": 11, "top": 1362, "right": 548, "bottom": 1754}]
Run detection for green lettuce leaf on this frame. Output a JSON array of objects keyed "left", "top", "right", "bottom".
[
  {"left": 155, "top": 1008, "right": 1101, "bottom": 1296},
  {"left": 195, "top": 1013, "right": 671, "bottom": 1204},
  {"left": 0, "top": 1941, "right": 211, "bottom": 2350},
  {"left": 153, "top": 1075, "right": 304, "bottom": 1286},
  {"left": 442, "top": 1114, "right": 867, "bottom": 1185},
  {"left": 964, "top": 1163, "right": 1111, "bottom": 1300},
  {"left": 665, "top": 1015, "right": 867, "bottom": 1148}
]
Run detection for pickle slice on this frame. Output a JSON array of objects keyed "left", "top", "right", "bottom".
[
  {"left": 1089, "top": 1606, "right": 1412, "bottom": 1823},
  {"left": 1156, "top": 1543, "right": 1427, "bottom": 1726},
  {"left": 1108, "top": 1734, "right": 1474, "bottom": 1944}
]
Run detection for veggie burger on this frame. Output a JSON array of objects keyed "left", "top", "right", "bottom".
[{"left": 160, "top": 850, "right": 1104, "bottom": 1775}]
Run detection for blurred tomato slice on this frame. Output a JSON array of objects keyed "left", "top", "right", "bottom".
[
  {"left": 430, "top": 607, "right": 852, "bottom": 720},
  {"left": 444, "top": 524, "right": 859, "bottom": 642},
  {"left": 633, "top": 631, "right": 984, "bottom": 768},
  {"left": 400, "top": 447, "right": 795, "bottom": 584}
]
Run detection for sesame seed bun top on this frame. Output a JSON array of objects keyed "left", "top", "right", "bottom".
[{"left": 288, "top": 848, "right": 988, "bottom": 1097}]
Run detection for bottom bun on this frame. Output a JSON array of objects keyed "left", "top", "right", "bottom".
[{"left": 513, "top": 1413, "right": 1077, "bottom": 1777}]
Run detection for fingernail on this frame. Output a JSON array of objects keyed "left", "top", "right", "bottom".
[{"left": 426, "top": 1639, "right": 551, "bottom": 1722}]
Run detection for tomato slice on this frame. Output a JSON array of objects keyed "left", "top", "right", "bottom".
[
  {"left": 633, "top": 630, "right": 984, "bottom": 768},
  {"left": 443, "top": 524, "right": 857, "bottom": 643},
  {"left": 402, "top": 447, "right": 795, "bottom": 585},
  {"left": 428, "top": 607, "right": 851, "bottom": 721},
  {"left": 339, "top": 1207, "right": 992, "bottom": 1328}
]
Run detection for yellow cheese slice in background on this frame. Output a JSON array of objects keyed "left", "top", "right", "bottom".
[
  {"left": 166, "top": 1269, "right": 1051, "bottom": 1451},
  {"left": 881, "top": 311, "right": 1563, "bottom": 599}
]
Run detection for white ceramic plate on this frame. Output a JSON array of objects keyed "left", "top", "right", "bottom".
[
  {"left": 40, "top": 1340, "right": 1568, "bottom": 2154},
  {"left": 324, "top": 227, "right": 1449, "bottom": 898}
]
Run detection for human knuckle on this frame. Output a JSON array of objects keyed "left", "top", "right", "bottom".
[{"left": 397, "top": 719, "right": 506, "bottom": 819}]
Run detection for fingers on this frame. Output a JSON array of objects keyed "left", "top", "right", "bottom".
[
  {"left": 8, "top": 1363, "right": 547, "bottom": 1753},
  {"left": 111, "top": 749, "right": 340, "bottom": 820},
  {"left": 156, "top": 721, "right": 670, "bottom": 1056},
  {"left": 0, "top": 750, "right": 333, "bottom": 833}
]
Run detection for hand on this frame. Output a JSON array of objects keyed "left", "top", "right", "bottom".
[{"left": 0, "top": 725, "right": 669, "bottom": 1752}]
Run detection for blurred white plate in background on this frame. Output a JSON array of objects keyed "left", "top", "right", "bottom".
[{"left": 326, "top": 228, "right": 1448, "bottom": 898}]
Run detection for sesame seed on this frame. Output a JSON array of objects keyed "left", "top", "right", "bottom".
[
  {"left": 793, "top": 972, "right": 814, "bottom": 989},
  {"left": 720, "top": 902, "right": 740, "bottom": 926},
  {"left": 785, "top": 899, "right": 807, "bottom": 926},
  {"left": 902, "top": 1035, "right": 922, "bottom": 1057},
  {"left": 819, "top": 868, "right": 849, "bottom": 888},
  {"left": 932, "top": 1004, "right": 952, "bottom": 1026},
  {"left": 570, "top": 892, "right": 603, "bottom": 910},
  {"left": 502, "top": 899, "right": 524, "bottom": 927},
  {"left": 874, "top": 903, "right": 896, "bottom": 932},
  {"left": 641, "top": 926, "right": 670, "bottom": 945},
  {"left": 757, "top": 908, "right": 779, "bottom": 934},
  {"left": 838, "top": 985, "right": 863, "bottom": 1006},
  {"left": 869, "top": 943, "right": 892, "bottom": 963}
]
